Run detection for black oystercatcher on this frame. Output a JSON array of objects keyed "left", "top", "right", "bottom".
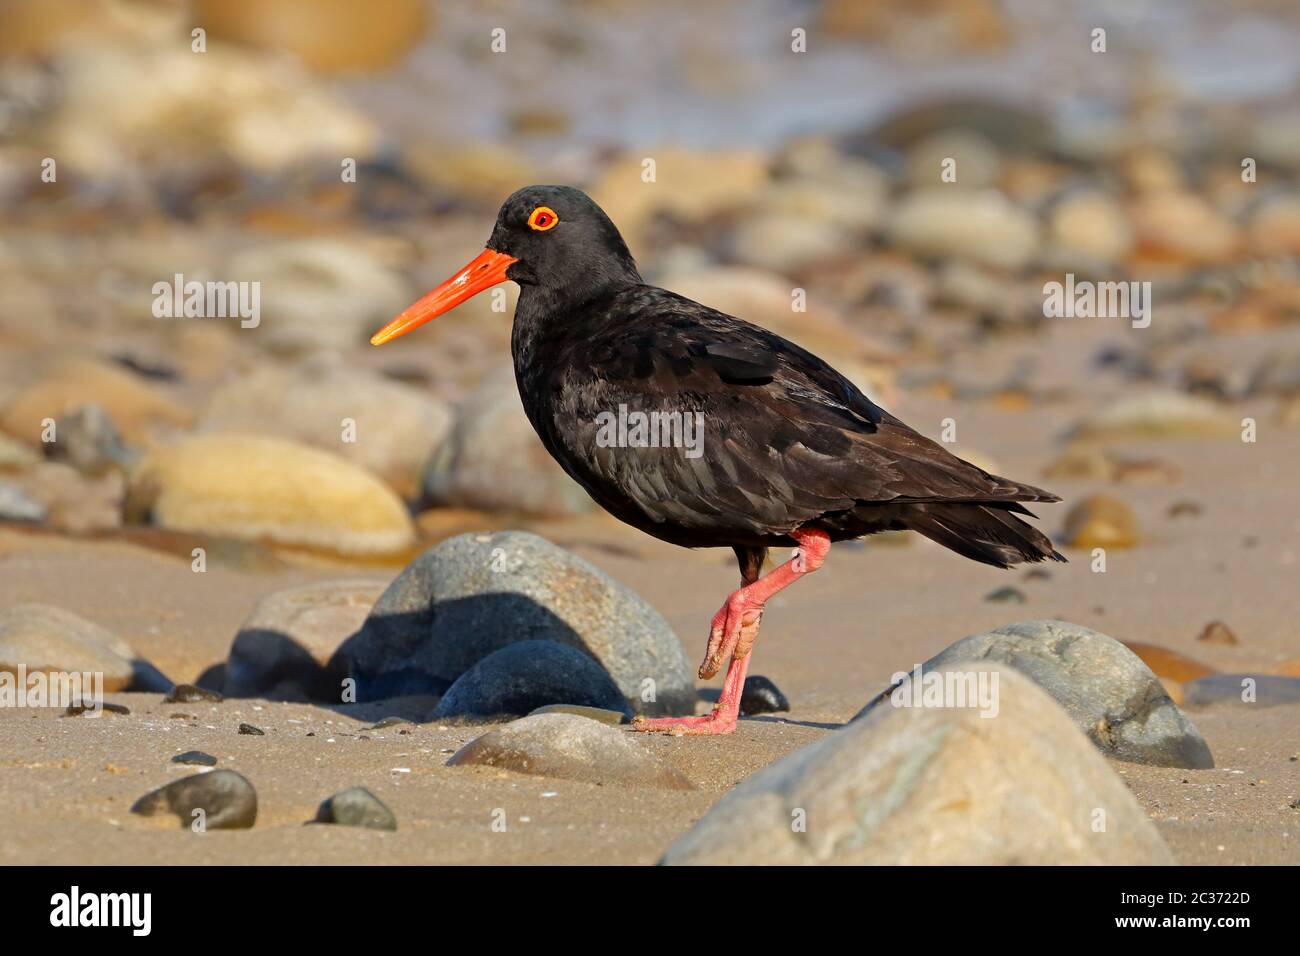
[{"left": 371, "top": 185, "right": 1064, "bottom": 735}]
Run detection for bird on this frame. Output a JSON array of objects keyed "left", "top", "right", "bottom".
[{"left": 371, "top": 184, "right": 1064, "bottom": 736}]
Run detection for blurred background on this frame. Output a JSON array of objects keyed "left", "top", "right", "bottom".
[{"left": 0, "top": 0, "right": 1298, "bottom": 565}]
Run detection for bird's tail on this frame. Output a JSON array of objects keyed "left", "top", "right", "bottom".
[{"left": 905, "top": 502, "right": 1066, "bottom": 569}]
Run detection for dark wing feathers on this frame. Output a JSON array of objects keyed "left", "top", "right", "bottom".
[{"left": 538, "top": 284, "right": 1058, "bottom": 546}]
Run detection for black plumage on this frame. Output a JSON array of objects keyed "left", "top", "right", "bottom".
[{"left": 491, "top": 186, "right": 1063, "bottom": 569}]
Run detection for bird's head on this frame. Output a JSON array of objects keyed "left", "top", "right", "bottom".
[{"left": 371, "top": 185, "right": 639, "bottom": 346}]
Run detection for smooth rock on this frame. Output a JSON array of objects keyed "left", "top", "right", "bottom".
[
  {"left": 226, "top": 239, "right": 410, "bottom": 353},
  {"left": 740, "top": 675, "right": 789, "bottom": 716},
  {"left": 126, "top": 434, "right": 415, "bottom": 556},
  {"left": 448, "top": 713, "right": 694, "bottom": 790},
  {"left": 1069, "top": 391, "right": 1238, "bottom": 441},
  {"left": 985, "top": 585, "right": 1026, "bottom": 604},
  {"left": 1047, "top": 191, "right": 1134, "bottom": 266},
  {"left": 1062, "top": 494, "right": 1140, "bottom": 550},
  {"left": 1131, "top": 191, "right": 1242, "bottom": 265},
  {"left": 130, "top": 770, "right": 257, "bottom": 830},
  {"left": 431, "top": 640, "right": 632, "bottom": 723},
  {"left": 1184, "top": 674, "right": 1300, "bottom": 709},
  {"left": 422, "top": 368, "right": 593, "bottom": 517},
  {"left": 888, "top": 188, "right": 1040, "bottom": 270},
  {"left": 857, "top": 620, "right": 1213, "bottom": 769},
  {"left": 314, "top": 786, "right": 397, "bottom": 830},
  {"left": 225, "top": 580, "right": 384, "bottom": 701},
  {"left": 238, "top": 722, "right": 265, "bottom": 735},
  {"left": 337, "top": 531, "right": 693, "bottom": 715},
  {"left": 663, "top": 665, "right": 1174, "bottom": 864},
  {"left": 527, "top": 703, "right": 629, "bottom": 725},
  {"left": 0, "top": 604, "right": 171, "bottom": 693},
  {"left": 199, "top": 359, "right": 452, "bottom": 498},
  {"left": 172, "top": 751, "right": 217, "bottom": 767},
  {"left": 0, "top": 356, "right": 192, "bottom": 446},
  {"left": 1196, "top": 620, "right": 1239, "bottom": 646}
]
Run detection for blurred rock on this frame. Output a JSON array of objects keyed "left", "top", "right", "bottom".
[
  {"left": 200, "top": 357, "right": 453, "bottom": 498},
  {"left": 591, "top": 147, "right": 769, "bottom": 238},
  {"left": 313, "top": 786, "right": 397, "bottom": 831},
  {"left": 905, "top": 130, "right": 1001, "bottom": 189},
  {"left": 38, "top": 42, "right": 379, "bottom": 177},
  {"left": 1196, "top": 621, "right": 1239, "bottom": 646},
  {"left": 819, "top": 0, "right": 1012, "bottom": 54},
  {"left": 448, "top": 713, "right": 694, "bottom": 790},
  {"left": 131, "top": 770, "right": 257, "bottom": 830},
  {"left": 528, "top": 703, "right": 629, "bottom": 725},
  {"left": 1249, "top": 196, "right": 1300, "bottom": 257},
  {"left": 0, "top": 433, "right": 39, "bottom": 470},
  {"left": 1047, "top": 192, "right": 1134, "bottom": 267},
  {"left": 227, "top": 239, "right": 411, "bottom": 353},
  {"left": 404, "top": 143, "right": 540, "bottom": 208},
  {"left": 1121, "top": 642, "right": 1217, "bottom": 683},
  {"left": 730, "top": 212, "right": 852, "bottom": 273},
  {"left": 1131, "top": 192, "right": 1242, "bottom": 266},
  {"left": 0, "top": 603, "right": 171, "bottom": 693},
  {"left": 888, "top": 188, "right": 1040, "bottom": 270},
  {"left": 1184, "top": 674, "right": 1300, "bottom": 709},
  {"left": 422, "top": 368, "right": 594, "bottom": 517},
  {"left": 1062, "top": 494, "right": 1140, "bottom": 550},
  {"left": 195, "top": 0, "right": 427, "bottom": 74},
  {"left": 430, "top": 640, "right": 632, "bottom": 723},
  {"left": 0, "top": 479, "right": 44, "bottom": 522},
  {"left": 225, "top": 580, "right": 384, "bottom": 701},
  {"left": 1068, "top": 391, "right": 1239, "bottom": 441},
  {"left": 44, "top": 403, "right": 135, "bottom": 475},
  {"left": 337, "top": 530, "right": 694, "bottom": 715},
  {"left": 6, "top": 462, "right": 124, "bottom": 533},
  {"left": 855, "top": 620, "right": 1212, "bottom": 769},
  {"left": 664, "top": 665, "right": 1174, "bottom": 864},
  {"left": 0, "top": 356, "right": 191, "bottom": 447},
  {"left": 126, "top": 434, "right": 415, "bottom": 556}
]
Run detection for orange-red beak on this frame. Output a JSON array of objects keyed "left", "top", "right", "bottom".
[{"left": 370, "top": 248, "right": 518, "bottom": 346}]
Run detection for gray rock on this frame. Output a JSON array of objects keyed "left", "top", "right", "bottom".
[
  {"left": 855, "top": 619, "right": 1212, "bottom": 769},
  {"left": 130, "top": 770, "right": 257, "bottom": 830},
  {"left": 662, "top": 665, "right": 1175, "bottom": 865},
  {"left": 1184, "top": 674, "right": 1300, "bottom": 709},
  {"left": 44, "top": 402, "right": 135, "bottom": 475},
  {"left": 528, "top": 703, "right": 629, "bottom": 725},
  {"left": 0, "top": 603, "right": 171, "bottom": 693},
  {"left": 448, "top": 713, "right": 694, "bottom": 790},
  {"left": 431, "top": 640, "right": 631, "bottom": 723},
  {"left": 172, "top": 751, "right": 217, "bottom": 767},
  {"left": 225, "top": 580, "right": 384, "bottom": 702},
  {"left": 0, "top": 479, "right": 45, "bottom": 522},
  {"left": 740, "top": 675, "right": 790, "bottom": 716},
  {"left": 421, "top": 368, "right": 594, "bottom": 517},
  {"left": 314, "top": 786, "right": 396, "bottom": 831},
  {"left": 335, "top": 531, "right": 694, "bottom": 716}
]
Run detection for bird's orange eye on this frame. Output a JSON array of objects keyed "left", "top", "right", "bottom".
[{"left": 528, "top": 206, "right": 559, "bottom": 231}]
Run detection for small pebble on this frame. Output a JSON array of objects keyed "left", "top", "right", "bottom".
[
  {"left": 984, "top": 585, "right": 1027, "bottom": 604},
  {"left": 131, "top": 770, "right": 256, "bottom": 830},
  {"left": 172, "top": 751, "right": 217, "bottom": 767},
  {"left": 238, "top": 722, "right": 265, "bottom": 736},
  {"left": 740, "top": 675, "right": 790, "bottom": 716},
  {"left": 1197, "top": 620, "right": 1239, "bottom": 646},
  {"left": 64, "top": 701, "right": 130, "bottom": 717}
]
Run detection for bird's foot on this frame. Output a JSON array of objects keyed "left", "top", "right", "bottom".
[
  {"left": 630, "top": 710, "right": 738, "bottom": 736},
  {"left": 699, "top": 598, "right": 763, "bottom": 680}
]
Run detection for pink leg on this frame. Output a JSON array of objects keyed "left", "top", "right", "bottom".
[{"left": 633, "top": 528, "right": 831, "bottom": 736}]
